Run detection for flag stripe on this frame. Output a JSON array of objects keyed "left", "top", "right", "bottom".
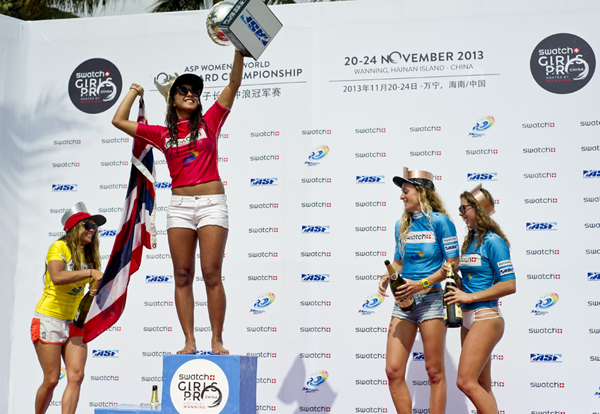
[{"left": 83, "top": 96, "right": 156, "bottom": 343}]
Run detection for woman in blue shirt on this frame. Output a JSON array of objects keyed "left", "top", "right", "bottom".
[
  {"left": 445, "top": 184, "right": 516, "bottom": 414},
  {"left": 379, "top": 167, "right": 459, "bottom": 414}
]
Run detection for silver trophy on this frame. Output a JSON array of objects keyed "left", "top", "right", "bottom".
[
  {"left": 206, "top": 0, "right": 283, "bottom": 60},
  {"left": 206, "top": 1, "right": 236, "bottom": 46}
]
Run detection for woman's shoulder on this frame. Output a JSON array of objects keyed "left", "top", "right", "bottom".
[
  {"left": 431, "top": 211, "right": 453, "bottom": 224},
  {"left": 483, "top": 231, "right": 509, "bottom": 249},
  {"left": 47, "top": 239, "right": 70, "bottom": 260}
]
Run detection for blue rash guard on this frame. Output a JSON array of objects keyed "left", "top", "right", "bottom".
[
  {"left": 394, "top": 211, "right": 459, "bottom": 288},
  {"left": 459, "top": 231, "right": 515, "bottom": 310}
]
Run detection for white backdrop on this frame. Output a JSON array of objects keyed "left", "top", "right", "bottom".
[{"left": 1, "top": 1, "right": 600, "bottom": 413}]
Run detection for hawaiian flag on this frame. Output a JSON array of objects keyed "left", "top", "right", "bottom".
[{"left": 83, "top": 96, "right": 157, "bottom": 343}]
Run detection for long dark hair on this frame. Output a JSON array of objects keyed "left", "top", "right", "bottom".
[
  {"left": 460, "top": 189, "right": 510, "bottom": 254},
  {"left": 165, "top": 92, "right": 205, "bottom": 150},
  {"left": 58, "top": 221, "right": 102, "bottom": 270}
]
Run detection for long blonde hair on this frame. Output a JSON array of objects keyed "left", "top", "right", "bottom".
[
  {"left": 58, "top": 221, "right": 101, "bottom": 270},
  {"left": 460, "top": 189, "right": 510, "bottom": 254},
  {"left": 398, "top": 185, "right": 451, "bottom": 253}
]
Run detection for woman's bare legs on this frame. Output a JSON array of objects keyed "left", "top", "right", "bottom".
[
  {"left": 457, "top": 318, "right": 504, "bottom": 413},
  {"left": 61, "top": 337, "right": 87, "bottom": 414},
  {"left": 385, "top": 318, "right": 417, "bottom": 414},
  {"left": 197, "top": 225, "right": 228, "bottom": 354},
  {"left": 34, "top": 341, "right": 62, "bottom": 414},
  {"left": 168, "top": 227, "right": 199, "bottom": 354},
  {"left": 419, "top": 318, "right": 447, "bottom": 414}
]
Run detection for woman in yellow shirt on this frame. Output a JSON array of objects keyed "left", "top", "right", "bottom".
[{"left": 32, "top": 203, "right": 105, "bottom": 414}]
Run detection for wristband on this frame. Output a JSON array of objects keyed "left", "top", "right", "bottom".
[
  {"left": 130, "top": 87, "right": 139, "bottom": 94},
  {"left": 421, "top": 278, "right": 430, "bottom": 289}
]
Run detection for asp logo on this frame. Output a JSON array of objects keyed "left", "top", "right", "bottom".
[
  {"left": 588, "top": 272, "right": 600, "bottom": 281},
  {"left": 526, "top": 222, "right": 557, "bottom": 231},
  {"left": 92, "top": 350, "right": 119, "bottom": 358},
  {"left": 240, "top": 10, "right": 272, "bottom": 46},
  {"left": 467, "top": 173, "right": 497, "bottom": 181},
  {"left": 99, "top": 229, "right": 117, "bottom": 237},
  {"left": 412, "top": 352, "right": 425, "bottom": 361},
  {"left": 530, "top": 353, "right": 562, "bottom": 363},
  {"left": 146, "top": 275, "right": 173, "bottom": 283},
  {"left": 356, "top": 175, "right": 385, "bottom": 184},
  {"left": 251, "top": 178, "right": 278, "bottom": 186},
  {"left": 155, "top": 182, "right": 172, "bottom": 189},
  {"left": 301, "top": 226, "right": 330, "bottom": 234},
  {"left": 52, "top": 184, "right": 77, "bottom": 192},
  {"left": 301, "top": 274, "right": 330, "bottom": 282},
  {"left": 584, "top": 170, "right": 600, "bottom": 178}
]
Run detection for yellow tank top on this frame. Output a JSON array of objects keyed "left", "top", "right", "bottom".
[{"left": 35, "top": 240, "right": 92, "bottom": 320}]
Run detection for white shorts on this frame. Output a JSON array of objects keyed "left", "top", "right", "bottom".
[
  {"left": 462, "top": 307, "right": 503, "bottom": 330},
  {"left": 166, "top": 194, "right": 229, "bottom": 230},
  {"left": 31, "top": 312, "right": 82, "bottom": 344}
]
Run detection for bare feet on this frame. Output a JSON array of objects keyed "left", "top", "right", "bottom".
[
  {"left": 177, "top": 339, "right": 197, "bottom": 355},
  {"left": 212, "top": 339, "right": 229, "bottom": 355}
]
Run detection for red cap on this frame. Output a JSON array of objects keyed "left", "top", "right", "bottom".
[{"left": 63, "top": 212, "right": 106, "bottom": 232}]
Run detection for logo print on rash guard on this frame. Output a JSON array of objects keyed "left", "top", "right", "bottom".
[{"left": 183, "top": 150, "right": 199, "bottom": 165}]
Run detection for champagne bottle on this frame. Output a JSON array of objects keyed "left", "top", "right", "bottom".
[
  {"left": 73, "top": 278, "right": 98, "bottom": 329},
  {"left": 444, "top": 266, "right": 463, "bottom": 328},
  {"left": 151, "top": 385, "right": 160, "bottom": 409},
  {"left": 384, "top": 260, "right": 415, "bottom": 311}
]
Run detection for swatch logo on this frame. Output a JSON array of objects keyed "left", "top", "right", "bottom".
[
  {"left": 469, "top": 116, "right": 495, "bottom": 137},
  {"left": 302, "top": 371, "right": 329, "bottom": 393},
  {"left": 358, "top": 294, "right": 384, "bottom": 315},
  {"left": 532, "top": 292, "right": 559, "bottom": 316},
  {"left": 306, "top": 145, "right": 329, "bottom": 166},
  {"left": 250, "top": 293, "right": 276, "bottom": 314}
]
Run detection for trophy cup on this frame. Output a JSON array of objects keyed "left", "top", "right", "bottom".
[{"left": 206, "top": 0, "right": 283, "bottom": 60}]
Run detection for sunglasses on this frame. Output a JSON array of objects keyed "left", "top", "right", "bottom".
[
  {"left": 83, "top": 221, "right": 98, "bottom": 232},
  {"left": 176, "top": 86, "right": 200, "bottom": 97},
  {"left": 458, "top": 205, "right": 475, "bottom": 214}
]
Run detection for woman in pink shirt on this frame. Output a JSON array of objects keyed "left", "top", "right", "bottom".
[{"left": 112, "top": 50, "right": 244, "bottom": 355}]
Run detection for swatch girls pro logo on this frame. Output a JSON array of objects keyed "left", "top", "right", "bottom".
[
  {"left": 302, "top": 370, "right": 329, "bottom": 393},
  {"left": 305, "top": 145, "right": 330, "bottom": 166},
  {"left": 250, "top": 293, "right": 275, "bottom": 314},
  {"left": 69, "top": 58, "right": 122, "bottom": 114},
  {"left": 170, "top": 359, "right": 229, "bottom": 413},
  {"left": 359, "top": 293, "right": 384, "bottom": 315},
  {"left": 530, "top": 33, "right": 596, "bottom": 94},
  {"left": 469, "top": 116, "right": 495, "bottom": 138},
  {"left": 532, "top": 292, "right": 559, "bottom": 316}
]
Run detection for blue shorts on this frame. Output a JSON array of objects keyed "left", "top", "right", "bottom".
[{"left": 391, "top": 290, "right": 444, "bottom": 324}]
